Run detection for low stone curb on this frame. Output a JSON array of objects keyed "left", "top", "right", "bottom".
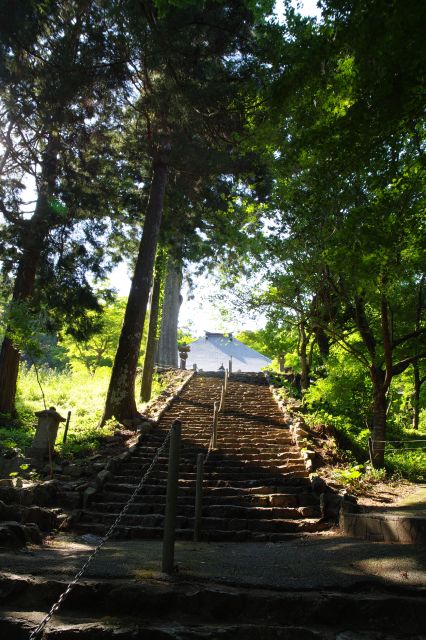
[
  {"left": 263, "top": 371, "right": 315, "bottom": 473},
  {"left": 340, "top": 510, "right": 426, "bottom": 544}
]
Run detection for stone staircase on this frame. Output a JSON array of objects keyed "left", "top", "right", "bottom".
[{"left": 75, "top": 372, "right": 325, "bottom": 541}]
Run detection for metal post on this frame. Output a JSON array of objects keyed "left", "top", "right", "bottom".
[
  {"left": 229, "top": 358, "right": 232, "bottom": 375},
  {"left": 213, "top": 401, "right": 218, "bottom": 449},
  {"left": 194, "top": 453, "right": 204, "bottom": 542},
  {"left": 62, "top": 411, "right": 71, "bottom": 444},
  {"left": 224, "top": 368, "right": 228, "bottom": 393},
  {"left": 162, "top": 420, "right": 181, "bottom": 574}
]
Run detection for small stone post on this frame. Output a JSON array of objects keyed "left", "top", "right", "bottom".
[
  {"left": 30, "top": 407, "right": 66, "bottom": 463},
  {"left": 162, "top": 420, "right": 182, "bottom": 574},
  {"left": 193, "top": 452, "right": 204, "bottom": 542}
]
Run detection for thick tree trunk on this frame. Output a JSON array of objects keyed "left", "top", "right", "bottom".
[
  {"left": 371, "top": 367, "right": 387, "bottom": 467},
  {"left": 156, "top": 256, "right": 182, "bottom": 367},
  {"left": 140, "top": 269, "right": 162, "bottom": 402},
  {"left": 0, "top": 248, "right": 40, "bottom": 414},
  {"left": 102, "top": 156, "right": 169, "bottom": 423},
  {"left": 0, "top": 136, "right": 58, "bottom": 415}
]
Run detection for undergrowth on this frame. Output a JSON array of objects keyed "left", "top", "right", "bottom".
[{"left": 0, "top": 364, "right": 166, "bottom": 459}]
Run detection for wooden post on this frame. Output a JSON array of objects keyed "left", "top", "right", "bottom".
[
  {"left": 224, "top": 368, "right": 228, "bottom": 392},
  {"left": 62, "top": 411, "right": 71, "bottom": 444},
  {"left": 193, "top": 452, "right": 204, "bottom": 542},
  {"left": 213, "top": 401, "right": 218, "bottom": 449},
  {"left": 368, "top": 437, "right": 375, "bottom": 468},
  {"left": 219, "top": 385, "right": 225, "bottom": 414},
  {"left": 162, "top": 420, "right": 181, "bottom": 574},
  {"left": 228, "top": 358, "right": 232, "bottom": 375}
]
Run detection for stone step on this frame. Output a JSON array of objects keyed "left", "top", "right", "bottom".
[
  {"left": 88, "top": 501, "right": 317, "bottom": 519},
  {"left": 73, "top": 521, "right": 310, "bottom": 541},
  {"left": 2, "top": 566, "right": 425, "bottom": 638},
  {"left": 80, "top": 510, "right": 322, "bottom": 534},
  {"left": 96, "top": 489, "right": 316, "bottom": 507},
  {"left": 114, "top": 464, "right": 307, "bottom": 480},
  {"left": 107, "top": 472, "right": 309, "bottom": 488}
]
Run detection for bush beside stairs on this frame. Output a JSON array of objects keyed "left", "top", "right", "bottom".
[{"left": 74, "top": 372, "right": 330, "bottom": 541}]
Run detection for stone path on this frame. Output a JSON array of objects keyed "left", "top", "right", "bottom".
[
  {"left": 75, "top": 372, "right": 327, "bottom": 541},
  {"left": 1, "top": 536, "right": 425, "bottom": 639}
]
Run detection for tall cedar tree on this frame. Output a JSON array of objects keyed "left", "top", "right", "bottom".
[
  {"left": 0, "top": 0, "right": 128, "bottom": 413},
  {"left": 101, "top": 0, "right": 274, "bottom": 422}
]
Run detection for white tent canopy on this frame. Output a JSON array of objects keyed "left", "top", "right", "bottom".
[{"left": 183, "top": 332, "right": 271, "bottom": 372}]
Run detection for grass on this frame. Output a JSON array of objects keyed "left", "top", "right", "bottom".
[{"left": 0, "top": 364, "right": 167, "bottom": 460}]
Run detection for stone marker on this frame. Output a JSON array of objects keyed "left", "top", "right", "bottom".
[{"left": 30, "top": 407, "right": 66, "bottom": 462}]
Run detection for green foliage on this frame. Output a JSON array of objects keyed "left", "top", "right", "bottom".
[
  {"left": 60, "top": 298, "right": 127, "bottom": 375},
  {"left": 177, "top": 326, "right": 196, "bottom": 349},
  {"left": 304, "top": 343, "right": 371, "bottom": 427}
]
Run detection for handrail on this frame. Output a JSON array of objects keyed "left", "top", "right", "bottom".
[{"left": 193, "top": 369, "right": 228, "bottom": 541}]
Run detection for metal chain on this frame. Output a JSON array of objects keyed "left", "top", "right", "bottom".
[{"left": 29, "top": 427, "right": 173, "bottom": 640}]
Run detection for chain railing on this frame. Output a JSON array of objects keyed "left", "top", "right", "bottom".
[{"left": 29, "top": 424, "right": 174, "bottom": 640}]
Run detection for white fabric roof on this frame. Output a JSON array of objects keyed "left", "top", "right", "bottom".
[{"left": 184, "top": 333, "right": 271, "bottom": 372}]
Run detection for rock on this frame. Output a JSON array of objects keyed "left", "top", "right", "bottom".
[
  {"left": 320, "top": 492, "right": 343, "bottom": 521},
  {"left": 0, "top": 522, "right": 25, "bottom": 548},
  {"left": 42, "top": 462, "right": 63, "bottom": 475},
  {"left": 96, "top": 469, "right": 111, "bottom": 489},
  {"left": 83, "top": 486, "right": 97, "bottom": 508},
  {"left": 22, "top": 505, "right": 57, "bottom": 532},
  {"left": 137, "top": 422, "right": 153, "bottom": 435},
  {"left": 311, "top": 475, "right": 327, "bottom": 494},
  {"left": 0, "top": 521, "right": 42, "bottom": 547},
  {"left": 80, "top": 533, "right": 103, "bottom": 545},
  {"left": 0, "top": 499, "right": 23, "bottom": 521}
]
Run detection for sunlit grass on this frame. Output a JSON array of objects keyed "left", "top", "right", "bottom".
[{"left": 0, "top": 364, "right": 167, "bottom": 459}]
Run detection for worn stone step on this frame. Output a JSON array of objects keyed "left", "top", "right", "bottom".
[
  {"left": 73, "top": 521, "right": 307, "bottom": 542},
  {"left": 88, "top": 502, "right": 318, "bottom": 520},
  {"left": 114, "top": 465, "right": 307, "bottom": 481},
  {"left": 80, "top": 510, "right": 322, "bottom": 534},
  {"left": 96, "top": 490, "right": 316, "bottom": 507}
]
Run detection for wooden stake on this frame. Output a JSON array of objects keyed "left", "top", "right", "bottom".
[
  {"left": 162, "top": 420, "right": 181, "bottom": 574},
  {"left": 193, "top": 453, "right": 204, "bottom": 542}
]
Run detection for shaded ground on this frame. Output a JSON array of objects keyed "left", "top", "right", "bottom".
[{"left": 1, "top": 533, "right": 425, "bottom": 591}]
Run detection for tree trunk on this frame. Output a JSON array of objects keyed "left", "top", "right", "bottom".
[
  {"left": 411, "top": 362, "right": 421, "bottom": 430},
  {"left": 140, "top": 268, "right": 162, "bottom": 402},
  {"left": 371, "top": 367, "right": 387, "bottom": 467},
  {"left": 0, "top": 136, "right": 58, "bottom": 415},
  {"left": 156, "top": 256, "right": 182, "bottom": 367},
  {"left": 298, "top": 321, "right": 310, "bottom": 390},
  {"left": 101, "top": 155, "right": 169, "bottom": 423}
]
